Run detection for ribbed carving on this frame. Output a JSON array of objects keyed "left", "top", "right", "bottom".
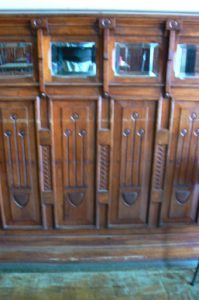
[
  {"left": 154, "top": 145, "right": 167, "bottom": 190},
  {"left": 99, "top": 145, "right": 110, "bottom": 191},
  {"left": 41, "top": 146, "right": 52, "bottom": 191}
]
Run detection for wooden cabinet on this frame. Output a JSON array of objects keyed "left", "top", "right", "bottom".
[{"left": 0, "top": 14, "right": 198, "bottom": 262}]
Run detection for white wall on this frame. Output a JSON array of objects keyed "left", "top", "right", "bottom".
[{"left": 0, "top": 0, "right": 199, "bottom": 13}]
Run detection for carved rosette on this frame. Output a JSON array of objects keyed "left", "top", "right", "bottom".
[{"left": 30, "top": 18, "right": 48, "bottom": 33}]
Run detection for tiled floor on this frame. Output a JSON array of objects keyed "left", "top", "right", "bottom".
[{"left": 0, "top": 261, "right": 198, "bottom": 299}]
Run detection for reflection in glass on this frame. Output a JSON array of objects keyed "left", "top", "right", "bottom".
[
  {"left": 0, "top": 42, "right": 33, "bottom": 77},
  {"left": 51, "top": 42, "right": 96, "bottom": 77},
  {"left": 175, "top": 44, "right": 199, "bottom": 79},
  {"left": 114, "top": 42, "right": 159, "bottom": 77}
]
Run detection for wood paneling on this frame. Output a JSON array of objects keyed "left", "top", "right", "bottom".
[
  {"left": 161, "top": 101, "right": 199, "bottom": 224},
  {"left": 0, "top": 14, "right": 198, "bottom": 262},
  {"left": 110, "top": 100, "right": 156, "bottom": 226},
  {"left": 52, "top": 100, "right": 96, "bottom": 228},
  {"left": 0, "top": 101, "right": 42, "bottom": 228}
]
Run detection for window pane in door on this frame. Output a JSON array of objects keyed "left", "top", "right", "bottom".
[
  {"left": 175, "top": 44, "right": 199, "bottom": 79},
  {"left": 0, "top": 42, "right": 33, "bottom": 77},
  {"left": 113, "top": 42, "right": 159, "bottom": 77},
  {"left": 51, "top": 42, "right": 96, "bottom": 77}
]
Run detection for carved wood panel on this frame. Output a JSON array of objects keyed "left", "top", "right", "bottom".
[
  {"left": 110, "top": 100, "right": 156, "bottom": 226},
  {"left": 0, "top": 102, "right": 42, "bottom": 228},
  {"left": 52, "top": 100, "right": 96, "bottom": 228},
  {"left": 161, "top": 101, "right": 199, "bottom": 224}
]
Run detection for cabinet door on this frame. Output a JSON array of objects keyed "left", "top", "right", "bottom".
[
  {"left": 110, "top": 35, "right": 163, "bottom": 85},
  {"left": 161, "top": 101, "right": 199, "bottom": 224},
  {"left": 0, "top": 101, "right": 42, "bottom": 228},
  {"left": 52, "top": 100, "right": 96, "bottom": 228},
  {"left": 173, "top": 38, "right": 199, "bottom": 85},
  {"left": 110, "top": 100, "right": 156, "bottom": 226},
  {"left": 43, "top": 36, "right": 100, "bottom": 84}
]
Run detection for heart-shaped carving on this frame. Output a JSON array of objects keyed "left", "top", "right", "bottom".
[
  {"left": 12, "top": 187, "right": 31, "bottom": 208},
  {"left": 175, "top": 190, "right": 191, "bottom": 204},
  {"left": 67, "top": 192, "right": 84, "bottom": 207},
  {"left": 122, "top": 192, "right": 138, "bottom": 206}
]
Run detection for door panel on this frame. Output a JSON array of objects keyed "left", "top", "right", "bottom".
[
  {"left": 161, "top": 101, "right": 199, "bottom": 224},
  {"left": 52, "top": 100, "right": 96, "bottom": 228},
  {"left": 0, "top": 101, "right": 42, "bottom": 228},
  {"left": 110, "top": 100, "right": 156, "bottom": 226}
]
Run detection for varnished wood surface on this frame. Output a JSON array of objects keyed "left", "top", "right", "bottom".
[
  {"left": 0, "top": 13, "right": 198, "bottom": 262},
  {"left": 0, "top": 229, "right": 198, "bottom": 262}
]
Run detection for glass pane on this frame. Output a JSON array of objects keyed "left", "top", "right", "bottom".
[
  {"left": 113, "top": 42, "right": 159, "bottom": 77},
  {"left": 51, "top": 42, "right": 96, "bottom": 77},
  {"left": 174, "top": 44, "right": 199, "bottom": 79},
  {"left": 0, "top": 42, "right": 33, "bottom": 77}
]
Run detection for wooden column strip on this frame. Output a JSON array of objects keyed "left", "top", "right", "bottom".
[
  {"left": 165, "top": 19, "right": 182, "bottom": 99},
  {"left": 96, "top": 19, "right": 115, "bottom": 228},
  {"left": 31, "top": 18, "right": 48, "bottom": 94},
  {"left": 31, "top": 19, "right": 54, "bottom": 229},
  {"left": 35, "top": 95, "right": 54, "bottom": 230},
  {"left": 149, "top": 20, "right": 182, "bottom": 226},
  {"left": 99, "top": 18, "right": 115, "bottom": 96}
]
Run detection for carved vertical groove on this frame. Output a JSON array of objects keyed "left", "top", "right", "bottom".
[
  {"left": 41, "top": 145, "right": 52, "bottom": 191},
  {"left": 154, "top": 145, "right": 167, "bottom": 190},
  {"left": 19, "top": 129, "right": 27, "bottom": 186},
  {"left": 11, "top": 114, "right": 21, "bottom": 185},
  {"left": 99, "top": 145, "right": 110, "bottom": 191},
  {"left": 137, "top": 128, "right": 145, "bottom": 186},
  {"left": 4, "top": 130, "right": 13, "bottom": 185}
]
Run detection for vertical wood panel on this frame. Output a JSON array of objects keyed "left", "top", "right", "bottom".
[
  {"left": 52, "top": 100, "right": 96, "bottom": 228},
  {"left": 161, "top": 101, "right": 199, "bottom": 224},
  {"left": 0, "top": 101, "right": 42, "bottom": 228},
  {"left": 110, "top": 100, "right": 156, "bottom": 226}
]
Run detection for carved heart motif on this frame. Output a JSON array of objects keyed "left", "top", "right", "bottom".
[
  {"left": 12, "top": 187, "right": 31, "bottom": 208},
  {"left": 67, "top": 192, "right": 84, "bottom": 207},
  {"left": 175, "top": 190, "right": 191, "bottom": 204},
  {"left": 122, "top": 192, "right": 138, "bottom": 206}
]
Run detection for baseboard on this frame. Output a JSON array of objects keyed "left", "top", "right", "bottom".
[{"left": 0, "top": 227, "right": 198, "bottom": 263}]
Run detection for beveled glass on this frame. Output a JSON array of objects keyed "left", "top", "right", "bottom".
[
  {"left": 113, "top": 42, "right": 159, "bottom": 77},
  {"left": 51, "top": 42, "right": 96, "bottom": 77},
  {"left": 175, "top": 44, "right": 199, "bottom": 79},
  {"left": 0, "top": 42, "right": 33, "bottom": 77}
]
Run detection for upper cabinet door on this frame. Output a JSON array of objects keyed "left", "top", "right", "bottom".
[
  {"left": 0, "top": 42, "right": 32, "bottom": 77},
  {"left": 167, "top": 20, "right": 199, "bottom": 86},
  {"left": 0, "top": 19, "right": 37, "bottom": 83},
  {"left": 44, "top": 36, "right": 100, "bottom": 83},
  {"left": 173, "top": 38, "right": 199, "bottom": 84},
  {"left": 0, "top": 39, "right": 37, "bottom": 82},
  {"left": 111, "top": 37, "right": 162, "bottom": 83},
  {"left": 109, "top": 18, "right": 164, "bottom": 84},
  {"left": 113, "top": 41, "right": 159, "bottom": 78}
]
